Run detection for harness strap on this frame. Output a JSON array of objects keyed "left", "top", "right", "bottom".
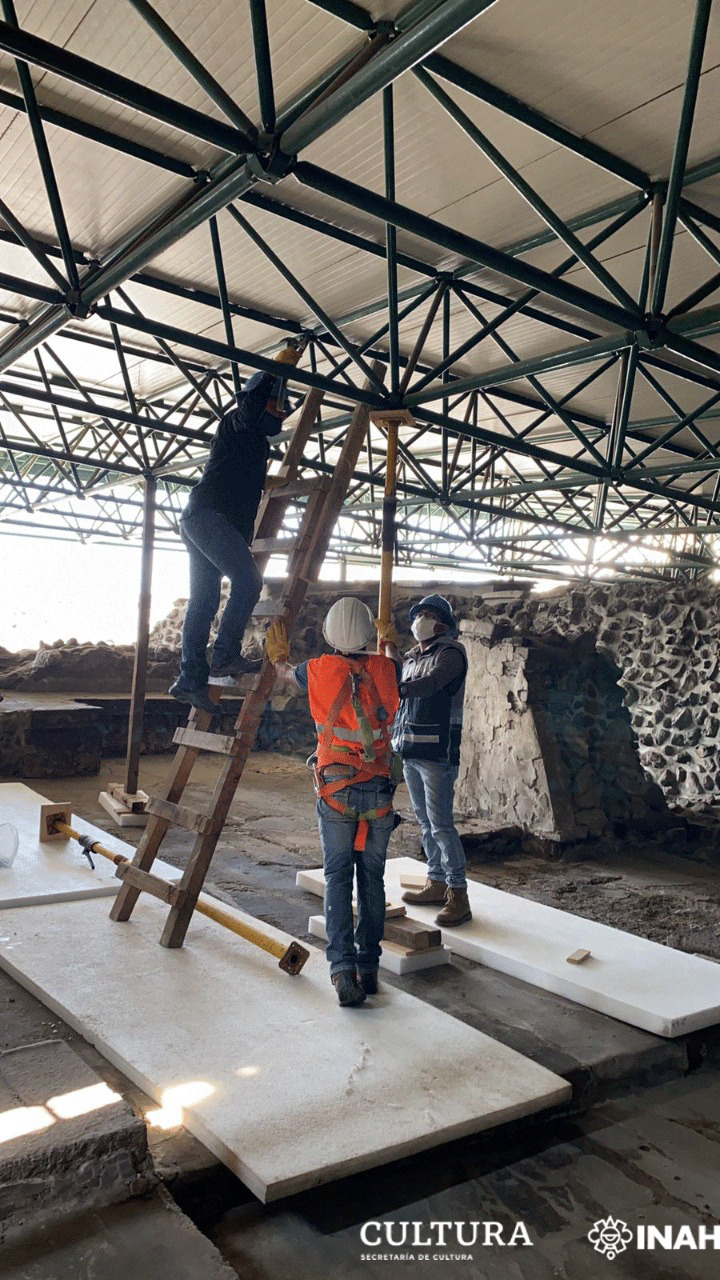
[
  {"left": 319, "top": 788, "right": 394, "bottom": 852},
  {"left": 320, "top": 673, "right": 353, "bottom": 756},
  {"left": 314, "top": 763, "right": 393, "bottom": 852},
  {"left": 315, "top": 660, "right": 395, "bottom": 851}
]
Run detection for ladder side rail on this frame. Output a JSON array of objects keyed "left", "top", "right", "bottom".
[
  {"left": 158, "top": 486, "right": 332, "bottom": 947},
  {"left": 109, "top": 731, "right": 209, "bottom": 922}
]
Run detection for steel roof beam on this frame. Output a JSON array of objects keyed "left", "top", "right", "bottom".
[
  {"left": 0, "top": 19, "right": 257, "bottom": 154},
  {"left": 294, "top": 161, "right": 644, "bottom": 331},
  {"left": 281, "top": 0, "right": 500, "bottom": 153},
  {"left": 306, "top": 0, "right": 650, "bottom": 189},
  {"left": 650, "top": 0, "right": 713, "bottom": 315},
  {"left": 125, "top": 0, "right": 258, "bottom": 139}
]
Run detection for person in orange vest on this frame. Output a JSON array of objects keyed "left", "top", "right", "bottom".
[{"left": 267, "top": 598, "right": 400, "bottom": 1007}]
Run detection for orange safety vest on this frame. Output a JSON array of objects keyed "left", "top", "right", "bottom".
[{"left": 307, "top": 654, "right": 400, "bottom": 851}]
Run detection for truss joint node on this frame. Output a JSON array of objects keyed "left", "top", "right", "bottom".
[
  {"left": 247, "top": 146, "right": 293, "bottom": 184},
  {"left": 65, "top": 290, "right": 93, "bottom": 320},
  {"left": 636, "top": 317, "right": 666, "bottom": 349}
]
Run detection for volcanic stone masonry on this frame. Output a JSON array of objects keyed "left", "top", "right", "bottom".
[
  {"left": 1, "top": 577, "right": 717, "bottom": 805},
  {"left": 480, "top": 579, "right": 720, "bottom": 805},
  {"left": 455, "top": 627, "right": 669, "bottom": 841},
  {"left": 151, "top": 577, "right": 720, "bottom": 805}
]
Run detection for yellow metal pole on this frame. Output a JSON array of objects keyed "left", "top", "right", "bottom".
[
  {"left": 54, "top": 821, "right": 309, "bottom": 974},
  {"left": 377, "top": 415, "right": 399, "bottom": 649}
]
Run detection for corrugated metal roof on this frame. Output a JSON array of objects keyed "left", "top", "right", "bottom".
[{"left": 1, "top": 0, "right": 719, "bottom": 554}]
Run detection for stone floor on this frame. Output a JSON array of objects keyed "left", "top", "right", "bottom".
[
  {"left": 212, "top": 1062, "right": 720, "bottom": 1280},
  {"left": 3, "top": 752, "right": 720, "bottom": 1278},
  {"left": 1, "top": 1190, "right": 238, "bottom": 1280},
  {"left": 28, "top": 752, "right": 720, "bottom": 1099}
]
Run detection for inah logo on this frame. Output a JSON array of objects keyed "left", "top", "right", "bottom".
[{"left": 587, "top": 1217, "right": 634, "bottom": 1260}]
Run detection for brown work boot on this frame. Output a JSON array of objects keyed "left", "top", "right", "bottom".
[
  {"left": 435, "top": 887, "right": 472, "bottom": 927},
  {"left": 402, "top": 878, "right": 447, "bottom": 905}
]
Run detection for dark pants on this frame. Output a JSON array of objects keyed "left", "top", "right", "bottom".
[{"left": 178, "top": 508, "right": 262, "bottom": 690}]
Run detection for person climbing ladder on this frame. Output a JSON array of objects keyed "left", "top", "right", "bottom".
[{"left": 170, "top": 341, "right": 305, "bottom": 714}]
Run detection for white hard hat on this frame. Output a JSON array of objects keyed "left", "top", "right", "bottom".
[{"left": 323, "top": 597, "right": 375, "bottom": 653}]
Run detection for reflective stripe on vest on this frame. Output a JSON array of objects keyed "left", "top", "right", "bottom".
[
  {"left": 308, "top": 653, "right": 400, "bottom": 778},
  {"left": 314, "top": 723, "right": 384, "bottom": 743}
]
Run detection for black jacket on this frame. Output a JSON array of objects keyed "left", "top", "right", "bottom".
[
  {"left": 183, "top": 374, "right": 276, "bottom": 542},
  {"left": 393, "top": 639, "right": 467, "bottom": 765}
]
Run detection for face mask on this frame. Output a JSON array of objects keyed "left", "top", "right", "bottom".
[{"left": 412, "top": 615, "right": 439, "bottom": 642}]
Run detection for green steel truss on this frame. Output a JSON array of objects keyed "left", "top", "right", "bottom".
[{"left": 0, "top": 0, "right": 719, "bottom": 582}]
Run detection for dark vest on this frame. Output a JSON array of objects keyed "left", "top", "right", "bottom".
[{"left": 393, "top": 639, "right": 467, "bottom": 765}]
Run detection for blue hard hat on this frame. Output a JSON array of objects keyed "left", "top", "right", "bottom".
[{"left": 408, "top": 593, "right": 458, "bottom": 637}]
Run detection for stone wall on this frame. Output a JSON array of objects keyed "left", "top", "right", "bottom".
[
  {"left": 150, "top": 576, "right": 720, "bottom": 799},
  {"left": 476, "top": 580, "right": 720, "bottom": 802},
  {"left": 456, "top": 626, "right": 668, "bottom": 840},
  {"left": 0, "top": 640, "right": 178, "bottom": 694},
  {"left": 149, "top": 580, "right": 489, "bottom": 758},
  {"left": 3, "top": 575, "right": 719, "bottom": 801}
]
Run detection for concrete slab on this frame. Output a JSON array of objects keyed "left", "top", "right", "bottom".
[
  {"left": 98, "top": 791, "right": 149, "bottom": 828},
  {"left": 212, "top": 1067, "right": 720, "bottom": 1280},
  {"left": 0, "top": 894, "right": 570, "bottom": 1203},
  {"left": 308, "top": 914, "right": 451, "bottom": 974},
  {"left": 0, "top": 783, "right": 177, "bottom": 909},
  {"left": 297, "top": 859, "right": 720, "bottom": 1038}
]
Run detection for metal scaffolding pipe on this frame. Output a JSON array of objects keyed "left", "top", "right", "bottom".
[{"left": 125, "top": 476, "right": 156, "bottom": 797}]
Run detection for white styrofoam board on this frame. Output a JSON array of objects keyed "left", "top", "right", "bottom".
[
  {"left": 98, "top": 790, "right": 149, "bottom": 828},
  {"left": 307, "top": 915, "right": 451, "bottom": 975},
  {"left": 297, "top": 861, "right": 720, "bottom": 1039},
  {"left": 0, "top": 782, "right": 177, "bottom": 909},
  {"left": 0, "top": 893, "right": 570, "bottom": 1203}
]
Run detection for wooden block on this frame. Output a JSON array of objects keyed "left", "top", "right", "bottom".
[
  {"left": 399, "top": 873, "right": 427, "bottom": 889},
  {"left": 252, "top": 599, "right": 287, "bottom": 618},
  {"left": 370, "top": 409, "right": 415, "bottom": 427},
  {"left": 252, "top": 538, "right": 296, "bottom": 556},
  {"left": 264, "top": 477, "right": 317, "bottom": 501},
  {"left": 114, "top": 862, "right": 186, "bottom": 908},
  {"left": 98, "top": 792, "right": 149, "bottom": 828},
  {"left": 380, "top": 939, "right": 413, "bottom": 959},
  {"left": 39, "top": 802, "right": 72, "bottom": 842},
  {"left": 173, "top": 726, "right": 239, "bottom": 755},
  {"left": 107, "top": 784, "right": 149, "bottom": 813},
  {"left": 383, "top": 917, "right": 442, "bottom": 952},
  {"left": 351, "top": 902, "right": 406, "bottom": 921},
  {"left": 566, "top": 948, "right": 592, "bottom": 965}
]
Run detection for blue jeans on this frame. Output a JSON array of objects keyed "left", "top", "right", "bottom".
[
  {"left": 317, "top": 779, "right": 395, "bottom": 977},
  {"left": 403, "top": 759, "right": 467, "bottom": 890},
  {"left": 178, "top": 509, "right": 262, "bottom": 690}
]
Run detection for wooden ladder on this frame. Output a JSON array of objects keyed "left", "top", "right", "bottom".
[{"left": 110, "top": 365, "right": 383, "bottom": 949}]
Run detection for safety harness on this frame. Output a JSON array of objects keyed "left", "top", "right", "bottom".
[{"left": 309, "top": 656, "right": 399, "bottom": 852}]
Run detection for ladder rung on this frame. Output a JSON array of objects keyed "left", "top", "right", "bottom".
[
  {"left": 146, "top": 796, "right": 215, "bottom": 834},
  {"left": 173, "top": 726, "right": 239, "bottom": 755},
  {"left": 252, "top": 537, "right": 296, "bottom": 556},
  {"left": 265, "top": 478, "right": 317, "bottom": 501},
  {"left": 115, "top": 863, "right": 187, "bottom": 908},
  {"left": 252, "top": 598, "right": 287, "bottom": 618}
]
